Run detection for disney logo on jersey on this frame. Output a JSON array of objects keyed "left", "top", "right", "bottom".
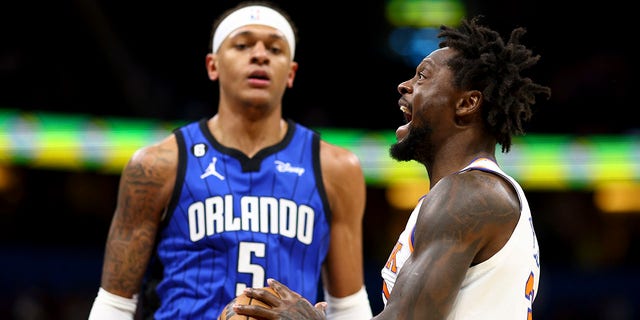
[{"left": 274, "top": 160, "right": 305, "bottom": 176}]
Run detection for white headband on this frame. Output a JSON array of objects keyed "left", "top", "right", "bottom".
[{"left": 212, "top": 5, "right": 296, "bottom": 59}]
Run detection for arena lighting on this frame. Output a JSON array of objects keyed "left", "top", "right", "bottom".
[
  {"left": 0, "top": 165, "right": 15, "bottom": 192},
  {"left": 385, "top": 0, "right": 465, "bottom": 27},
  {"left": 0, "top": 109, "right": 183, "bottom": 173},
  {"left": 1, "top": 109, "right": 640, "bottom": 191},
  {"left": 385, "top": 0, "right": 465, "bottom": 68},
  {"left": 386, "top": 180, "right": 430, "bottom": 210},
  {"left": 388, "top": 27, "right": 441, "bottom": 68},
  {"left": 594, "top": 181, "right": 640, "bottom": 213}
]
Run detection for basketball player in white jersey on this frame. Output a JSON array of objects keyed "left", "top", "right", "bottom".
[{"left": 233, "top": 15, "right": 551, "bottom": 320}]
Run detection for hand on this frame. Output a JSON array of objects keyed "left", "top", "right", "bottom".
[{"left": 234, "top": 278, "right": 327, "bottom": 320}]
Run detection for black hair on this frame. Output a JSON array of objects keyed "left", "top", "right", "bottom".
[
  {"left": 208, "top": 1, "right": 299, "bottom": 53},
  {"left": 438, "top": 16, "right": 551, "bottom": 153}
]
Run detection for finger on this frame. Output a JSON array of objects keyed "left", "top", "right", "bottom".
[
  {"left": 243, "top": 288, "right": 280, "bottom": 307},
  {"left": 267, "top": 278, "right": 300, "bottom": 300},
  {"left": 315, "top": 301, "right": 327, "bottom": 314},
  {"left": 234, "top": 303, "right": 276, "bottom": 319},
  {"left": 266, "top": 278, "right": 286, "bottom": 292}
]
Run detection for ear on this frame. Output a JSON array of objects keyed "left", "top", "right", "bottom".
[
  {"left": 455, "top": 90, "right": 482, "bottom": 116},
  {"left": 205, "top": 53, "right": 219, "bottom": 81},
  {"left": 286, "top": 61, "right": 299, "bottom": 88}
]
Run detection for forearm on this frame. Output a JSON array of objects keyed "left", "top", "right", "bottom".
[{"left": 99, "top": 225, "right": 151, "bottom": 296}]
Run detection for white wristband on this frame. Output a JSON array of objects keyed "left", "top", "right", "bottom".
[
  {"left": 324, "top": 286, "right": 373, "bottom": 320},
  {"left": 88, "top": 287, "right": 138, "bottom": 320}
]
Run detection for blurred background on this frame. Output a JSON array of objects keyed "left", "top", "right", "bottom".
[{"left": 1, "top": 0, "right": 638, "bottom": 319}]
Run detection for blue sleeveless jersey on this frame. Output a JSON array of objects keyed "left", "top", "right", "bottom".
[{"left": 143, "top": 118, "right": 332, "bottom": 319}]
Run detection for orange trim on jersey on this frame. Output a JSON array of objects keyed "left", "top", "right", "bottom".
[
  {"left": 408, "top": 226, "right": 415, "bottom": 252},
  {"left": 382, "top": 280, "right": 391, "bottom": 300}
]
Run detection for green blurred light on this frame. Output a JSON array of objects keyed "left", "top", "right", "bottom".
[
  {"left": 1, "top": 109, "right": 640, "bottom": 190},
  {"left": 386, "top": 0, "right": 465, "bottom": 27}
]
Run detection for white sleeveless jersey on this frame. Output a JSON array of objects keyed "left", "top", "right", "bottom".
[{"left": 380, "top": 158, "right": 541, "bottom": 319}]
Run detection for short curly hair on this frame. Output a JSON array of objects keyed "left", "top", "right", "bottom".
[{"left": 438, "top": 16, "right": 551, "bottom": 153}]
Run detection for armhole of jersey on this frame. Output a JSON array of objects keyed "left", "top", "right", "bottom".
[
  {"left": 162, "top": 128, "right": 187, "bottom": 226},
  {"left": 312, "top": 133, "right": 332, "bottom": 225}
]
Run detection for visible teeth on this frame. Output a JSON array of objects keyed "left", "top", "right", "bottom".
[{"left": 400, "top": 105, "right": 410, "bottom": 114}]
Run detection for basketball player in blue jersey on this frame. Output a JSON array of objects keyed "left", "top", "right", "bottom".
[
  {"left": 233, "top": 16, "right": 552, "bottom": 320},
  {"left": 88, "top": 2, "right": 372, "bottom": 319}
]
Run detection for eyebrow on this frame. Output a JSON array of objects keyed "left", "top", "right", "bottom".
[{"left": 420, "top": 58, "right": 436, "bottom": 70}]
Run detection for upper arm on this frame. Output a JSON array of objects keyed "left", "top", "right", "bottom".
[
  {"left": 100, "top": 134, "right": 178, "bottom": 297},
  {"left": 379, "top": 171, "right": 520, "bottom": 319},
  {"left": 319, "top": 141, "right": 367, "bottom": 297}
]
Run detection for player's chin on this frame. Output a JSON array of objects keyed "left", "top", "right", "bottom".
[{"left": 395, "top": 122, "right": 411, "bottom": 141}]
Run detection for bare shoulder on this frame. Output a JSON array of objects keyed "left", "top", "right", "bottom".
[
  {"left": 126, "top": 134, "right": 178, "bottom": 174},
  {"left": 119, "top": 134, "right": 179, "bottom": 211},
  {"left": 429, "top": 170, "right": 518, "bottom": 216},
  {"left": 417, "top": 170, "right": 520, "bottom": 262},
  {"left": 454, "top": 170, "right": 520, "bottom": 219},
  {"left": 318, "top": 140, "right": 363, "bottom": 181},
  {"left": 318, "top": 140, "right": 365, "bottom": 219}
]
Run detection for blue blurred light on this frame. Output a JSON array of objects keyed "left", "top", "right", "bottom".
[
  {"left": 388, "top": 27, "right": 441, "bottom": 67},
  {"left": 384, "top": 0, "right": 465, "bottom": 68}
]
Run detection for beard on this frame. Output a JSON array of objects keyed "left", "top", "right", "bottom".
[{"left": 389, "top": 123, "right": 433, "bottom": 165}]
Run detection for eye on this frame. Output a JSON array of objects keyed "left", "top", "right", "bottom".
[
  {"left": 234, "top": 43, "right": 249, "bottom": 50},
  {"left": 269, "top": 46, "right": 283, "bottom": 55},
  {"left": 418, "top": 72, "right": 426, "bottom": 80}
]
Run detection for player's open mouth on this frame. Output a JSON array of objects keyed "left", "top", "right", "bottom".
[
  {"left": 247, "top": 70, "right": 271, "bottom": 87},
  {"left": 249, "top": 70, "right": 270, "bottom": 80},
  {"left": 400, "top": 105, "right": 412, "bottom": 122}
]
